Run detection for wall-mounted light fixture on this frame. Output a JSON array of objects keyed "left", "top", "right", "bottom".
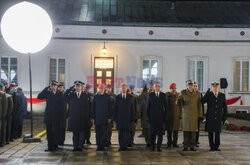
[{"left": 102, "top": 42, "right": 107, "bottom": 54}]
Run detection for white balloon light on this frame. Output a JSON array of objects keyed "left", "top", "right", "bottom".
[{"left": 0, "top": 1, "right": 53, "bottom": 54}]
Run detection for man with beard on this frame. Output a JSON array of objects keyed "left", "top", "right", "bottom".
[
  {"left": 65, "top": 81, "right": 90, "bottom": 151},
  {"left": 38, "top": 80, "right": 65, "bottom": 152},
  {"left": 114, "top": 84, "right": 135, "bottom": 151},
  {"left": 147, "top": 82, "right": 168, "bottom": 152},
  {"left": 91, "top": 83, "right": 112, "bottom": 151}
]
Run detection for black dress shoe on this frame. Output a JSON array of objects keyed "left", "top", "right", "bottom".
[
  {"left": 214, "top": 148, "right": 221, "bottom": 151},
  {"left": 196, "top": 144, "right": 199, "bottom": 147},
  {"left": 96, "top": 147, "right": 101, "bottom": 151},
  {"left": 167, "top": 144, "right": 171, "bottom": 148},
  {"left": 157, "top": 148, "right": 162, "bottom": 152},
  {"left": 173, "top": 144, "right": 179, "bottom": 148},
  {"left": 146, "top": 144, "right": 151, "bottom": 148},
  {"left": 86, "top": 140, "right": 91, "bottom": 145},
  {"left": 209, "top": 148, "right": 214, "bottom": 151},
  {"left": 128, "top": 144, "right": 132, "bottom": 147},
  {"left": 190, "top": 148, "right": 196, "bottom": 151},
  {"left": 138, "top": 134, "right": 144, "bottom": 138},
  {"left": 45, "top": 148, "right": 54, "bottom": 152},
  {"left": 183, "top": 148, "right": 188, "bottom": 151}
]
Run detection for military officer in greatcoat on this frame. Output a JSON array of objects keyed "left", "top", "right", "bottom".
[
  {"left": 178, "top": 80, "right": 203, "bottom": 151},
  {"left": 37, "top": 80, "right": 65, "bottom": 152},
  {"left": 202, "top": 82, "right": 228, "bottom": 151},
  {"left": 147, "top": 82, "right": 168, "bottom": 152},
  {"left": 0, "top": 83, "right": 7, "bottom": 147},
  {"left": 65, "top": 81, "right": 90, "bottom": 151},
  {"left": 165, "top": 83, "right": 181, "bottom": 148}
]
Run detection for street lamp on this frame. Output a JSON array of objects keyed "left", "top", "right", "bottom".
[
  {"left": 1, "top": 1, "right": 53, "bottom": 142},
  {"left": 102, "top": 42, "right": 107, "bottom": 54}
]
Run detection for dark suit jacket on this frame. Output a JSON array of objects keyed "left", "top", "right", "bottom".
[{"left": 114, "top": 93, "right": 135, "bottom": 130}]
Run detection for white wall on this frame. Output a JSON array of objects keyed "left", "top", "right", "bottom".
[{"left": 1, "top": 25, "right": 250, "bottom": 108}]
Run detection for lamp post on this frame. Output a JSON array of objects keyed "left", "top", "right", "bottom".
[{"left": 1, "top": 1, "right": 53, "bottom": 142}]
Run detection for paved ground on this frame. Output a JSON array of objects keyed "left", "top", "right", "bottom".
[{"left": 0, "top": 131, "right": 249, "bottom": 165}]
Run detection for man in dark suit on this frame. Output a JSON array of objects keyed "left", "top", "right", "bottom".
[
  {"left": 65, "top": 81, "right": 90, "bottom": 151},
  {"left": 37, "top": 80, "right": 65, "bottom": 152},
  {"left": 114, "top": 84, "right": 135, "bottom": 151},
  {"left": 147, "top": 82, "right": 168, "bottom": 152},
  {"left": 91, "top": 83, "right": 112, "bottom": 151},
  {"left": 202, "top": 82, "right": 228, "bottom": 151}
]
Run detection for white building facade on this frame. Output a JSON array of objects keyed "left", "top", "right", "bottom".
[{"left": 1, "top": 25, "right": 250, "bottom": 113}]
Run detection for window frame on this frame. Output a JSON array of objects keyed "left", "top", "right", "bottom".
[
  {"left": 0, "top": 56, "right": 18, "bottom": 83},
  {"left": 140, "top": 55, "right": 163, "bottom": 82},
  {"left": 142, "top": 59, "right": 159, "bottom": 80},
  {"left": 49, "top": 57, "right": 66, "bottom": 87},
  {"left": 233, "top": 59, "right": 250, "bottom": 92},
  {"left": 186, "top": 56, "right": 208, "bottom": 92}
]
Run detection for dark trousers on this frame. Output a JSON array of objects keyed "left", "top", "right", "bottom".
[
  {"left": 11, "top": 113, "right": 18, "bottom": 139},
  {"left": 85, "top": 122, "right": 92, "bottom": 142},
  {"left": 118, "top": 129, "right": 129, "bottom": 148},
  {"left": 143, "top": 128, "right": 150, "bottom": 145},
  {"left": 208, "top": 132, "right": 220, "bottom": 149},
  {"left": 95, "top": 124, "right": 107, "bottom": 149},
  {"left": 129, "top": 130, "right": 135, "bottom": 145},
  {"left": 6, "top": 116, "right": 12, "bottom": 143},
  {"left": 1, "top": 119, "right": 7, "bottom": 146},
  {"left": 183, "top": 131, "right": 196, "bottom": 148},
  {"left": 17, "top": 115, "right": 24, "bottom": 138},
  {"left": 167, "top": 130, "right": 178, "bottom": 146},
  {"left": 59, "top": 118, "right": 67, "bottom": 145},
  {"left": 46, "top": 122, "right": 60, "bottom": 150},
  {"left": 151, "top": 133, "right": 163, "bottom": 149},
  {"left": 73, "top": 131, "right": 85, "bottom": 149},
  {"left": 196, "top": 119, "right": 202, "bottom": 144}
]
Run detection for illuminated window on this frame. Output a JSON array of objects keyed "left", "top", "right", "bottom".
[
  {"left": 233, "top": 60, "right": 249, "bottom": 92},
  {"left": 95, "top": 58, "right": 114, "bottom": 69},
  {"left": 143, "top": 59, "right": 158, "bottom": 80},
  {"left": 49, "top": 57, "right": 65, "bottom": 85},
  {"left": 0, "top": 57, "right": 17, "bottom": 83}
]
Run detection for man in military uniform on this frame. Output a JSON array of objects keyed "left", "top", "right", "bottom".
[
  {"left": 0, "top": 83, "right": 13, "bottom": 145},
  {"left": 139, "top": 82, "right": 154, "bottom": 147},
  {"left": 178, "top": 80, "right": 203, "bottom": 151},
  {"left": 65, "top": 81, "right": 90, "bottom": 151},
  {"left": 127, "top": 85, "right": 140, "bottom": 147},
  {"left": 166, "top": 83, "right": 181, "bottom": 148},
  {"left": 0, "top": 83, "right": 7, "bottom": 147},
  {"left": 202, "top": 82, "right": 228, "bottom": 151},
  {"left": 105, "top": 84, "right": 116, "bottom": 147},
  {"left": 193, "top": 82, "right": 204, "bottom": 147},
  {"left": 58, "top": 84, "right": 68, "bottom": 146},
  {"left": 38, "top": 80, "right": 65, "bottom": 152},
  {"left": 91, "top": 83, "right": 112, "bottom": 151},
  {"left": 84, "top": 84, "right": 93, "bottom": 145},
  {"left": 114, "top": 84, "right": 135, "bottom": 151}
]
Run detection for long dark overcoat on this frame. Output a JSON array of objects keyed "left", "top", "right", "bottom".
[{"left": 146, "top": 92, "right": 168, "bottom": 135}]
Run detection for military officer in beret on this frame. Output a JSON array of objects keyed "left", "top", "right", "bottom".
[
  {"left": 105, "top": 84, "right": 116, "bottom": 147},
  {"left": 114, "top": 84, "right": 135, "bottom": 151},
  {"left": 202, "top": 82, "right": 228, "bottom": 151},
  {"left": 84, "top": 84, "right": 94, "bottom": 145},
  {"left": 91, "top": 83, "right": 112, "bottom": 151},
  {"left": 178, "top": 80, "right": 203, "bottom": 151},
  {"left": 65, "top": 81, "right": 90, "bottom": 151},
  {"left": 127, "top": 85, "right": 140, "bottom": 147},
  {"left": 166, "top": 83, "right": 181, "bottom": 148},
  {"left": 38, "top": 80, "right": 65, "bottom": 152}
]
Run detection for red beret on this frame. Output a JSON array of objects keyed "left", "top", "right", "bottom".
[{"left": 169, "top": 83, "right": 176, "bottom": 89}]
